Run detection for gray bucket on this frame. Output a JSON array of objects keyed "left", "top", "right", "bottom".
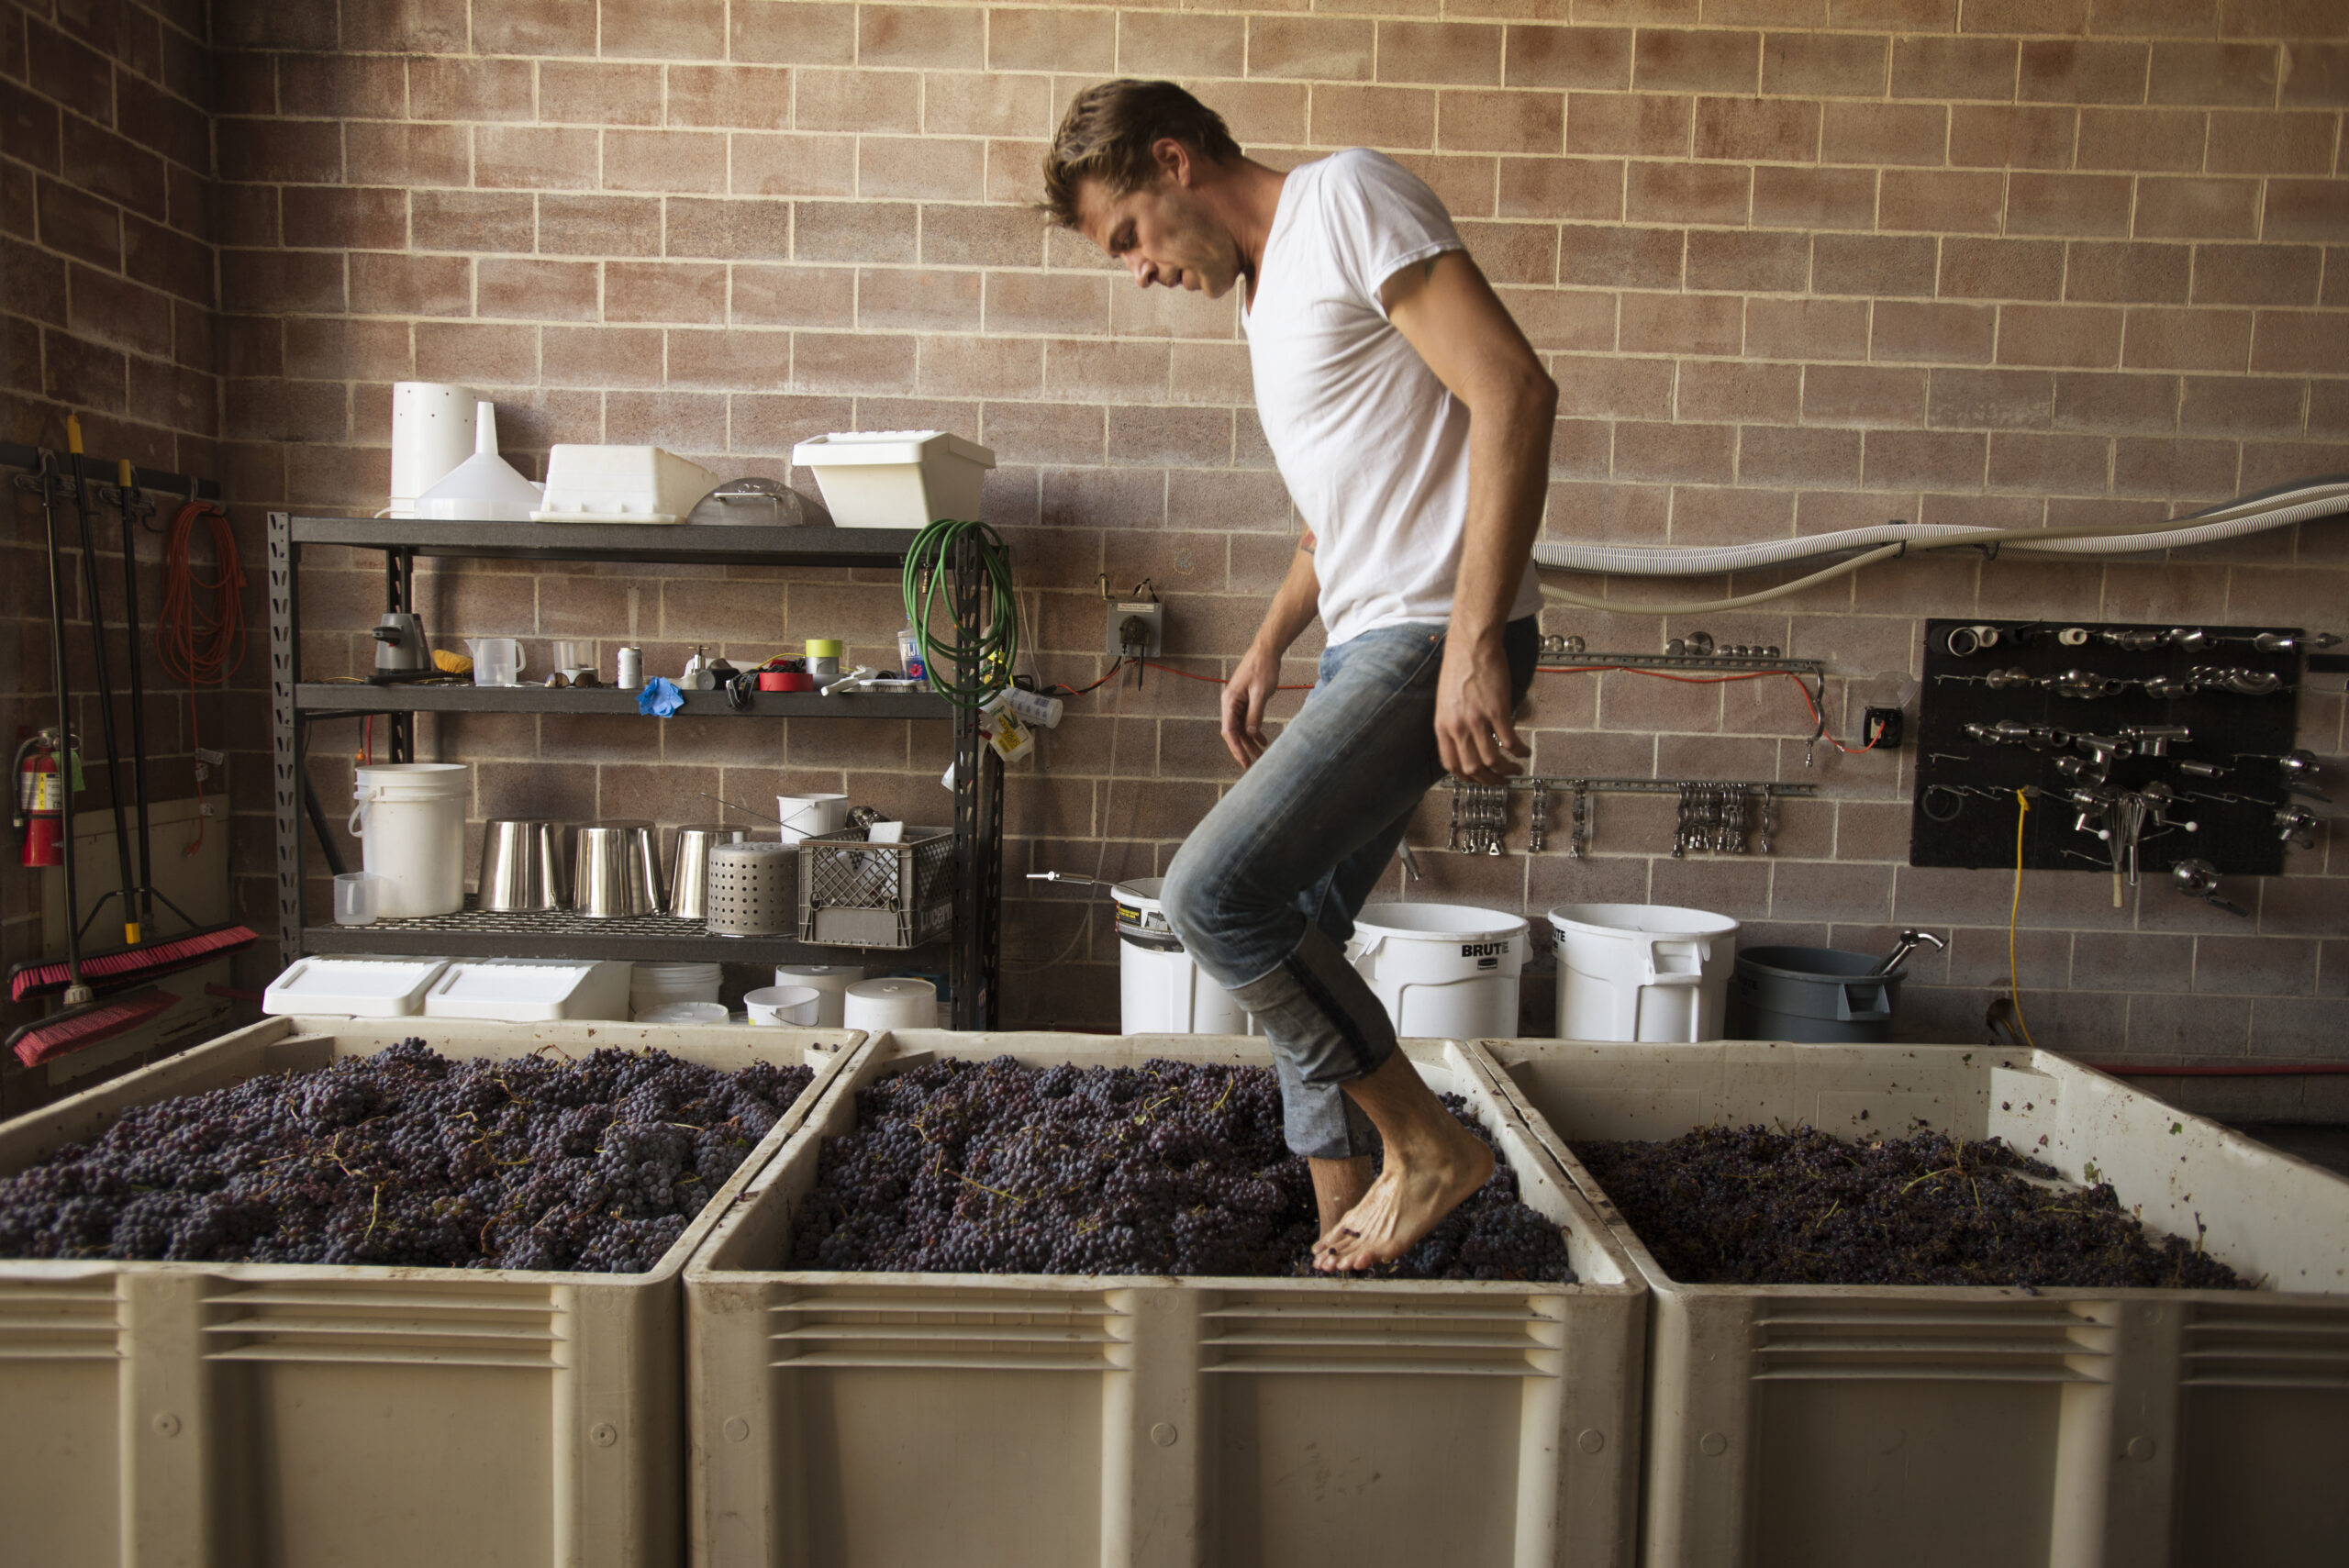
[{"left": 1731, "top": 946, "right": 1904, "bottom": 1043}]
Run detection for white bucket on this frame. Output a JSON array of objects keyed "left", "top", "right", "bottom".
[
  {"left": 843, "top": 977, "right": 937, "bottom": 1031},
  {"left": 1548, "top": 902, "right": 1740, "bottom": 1043},
  {"left": 1112, "top": 878, "right": 1258, "bottom": 1036},
  {"left": 774, "top": 963, "right": 868, "bottom": 1028},
  {"left": 347, "top": 763, "right": 469, "bottom": 917},
  {"left": 1349, "top": 902, "right": 1529, "bottom": 1040}
]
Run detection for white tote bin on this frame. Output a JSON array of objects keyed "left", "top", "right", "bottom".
[
  {"left": 262, "top": 956, "right": 450, "bottom": 1017},
  {"left": 790, "top": 429, "right": 994, "bottom": 528},
  {"left": 533, "top": 444, "right": 720, "bottom": 524},
  {"left": 686, "top": 1031, "right": 1644, "bottom": 1568},
  {"left": 348, "top": 762, "right": 470, "bottom": 917},
  {"left": 0, "top": 1015, "right": 863, "bottom": 1568},
  {"left": 1351, "top": 902, "right": 1529, "bottom": 1039},
  {"left": 423, "top": 959, "right": 634, "bottom": 1022},
  {"left": 1485, "top": 1040, "right": 2349, "bottom": 1568},
  {"left": 1548, "top": 903, "right": 1738, "bottom": 1043},
  {"left": 1112, "top": 876, "right": 1258, "bottom": 1036}
]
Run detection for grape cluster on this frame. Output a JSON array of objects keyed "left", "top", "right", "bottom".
[
  {"left": 1574, "top": 1124, "right": 2244, "bottom": 1291},
  {"left": 790, "top": 1056, "right": 1575, "bottom": 1283},
  {"left": 0, "top": 1040, "right": 812, "bottom": 1274}
]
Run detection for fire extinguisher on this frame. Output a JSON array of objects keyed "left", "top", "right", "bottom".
[{"left": 13, "top": 728, "right": 69, "bottom": 868}]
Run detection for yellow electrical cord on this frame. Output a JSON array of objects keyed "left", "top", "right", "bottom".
[{"left": 2009, "top": 788, "right": 2039, "bottom": 1052}]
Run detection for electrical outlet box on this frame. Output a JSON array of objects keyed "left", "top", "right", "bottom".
[
  {"left": 1863, "top": 706, "right": 1905, "bottom": 750},
  {"left": 1107, "top": 600, "right": 1163, "bottom": 660}
]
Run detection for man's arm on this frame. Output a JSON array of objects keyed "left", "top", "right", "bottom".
[
  {"left": 1222, "top": 532, "right": 1319, "bottom": 767},
  {"left": 1382, "top": 250, "right": 1556, "bottom": 784}
]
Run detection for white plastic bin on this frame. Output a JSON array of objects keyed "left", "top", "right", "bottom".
[
  {"left": 533, "top": 444, "right": 719, "bottom": 524},
  {"left": 423, "top": 959, "right": 633, "bottom": 1022},
  {"left": 1351, "top": 902, "right": 1530, "bottom": 1039},
  {"left": 1112, "top": 877, "right": 1258, "bottom": 1036},
  {"left": 348, "top": 762, "right": 470, "bottom": 917},
  {"left": 686, "top": 1031, "right": 1643, "bottom": 1568},
  {"left": 790, "top": 430, "right": 994, "bottom": 528},
  {"left": 262, "top": 956, "right": 450, "bottom": 1016},
  {"left": 0, "top": 1015, "right": 862, "bottom": 1568},
  {"left": 1548, "top": 903, "right": 1738, "bottom": 1043},
  {"left": 1486, "top": 1040, "right": 2349, "bottom": 1568}
]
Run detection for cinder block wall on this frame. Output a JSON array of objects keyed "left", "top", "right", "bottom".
[{"left": 16, "top": 2, "right": 2349, "bottom": 1080}]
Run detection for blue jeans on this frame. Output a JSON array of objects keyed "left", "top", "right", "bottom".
[{"left": 1160, "top": 617, "right": 1540, "bottom": 1157}]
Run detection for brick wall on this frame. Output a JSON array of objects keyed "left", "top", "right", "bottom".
[
  {"left": 19, "top": 1, "right": 2349, "bottom": 1077},
  {"left": 1, "top": 0, "right": 239, "bottom": 1097}
]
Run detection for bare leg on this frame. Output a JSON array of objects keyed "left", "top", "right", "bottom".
[
  {"left": 1310, "top": 1052, "right": 1494, "bottom": 1273},
  {"left": 1308, "top": 1155, "right": 1375, "bottom": 1240}
]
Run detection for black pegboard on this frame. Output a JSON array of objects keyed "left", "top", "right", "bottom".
[{"left": 1910, "top": 618, "right": 2305, "bottom": 876}]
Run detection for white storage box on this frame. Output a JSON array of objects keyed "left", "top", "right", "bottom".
[
  {"left": 0, "top": 1015, "right": 863, "bottom": 1568},
  {"left": 533, "top": 445, "right": 719, "bottom": 524},
  {"left": 423, "top": 958, "right": 633, "bottom": 1022},
  {"left": 790, "top": 429, "right": 994, "bottom": 528},
  {"left": 687, "top": 1032, "right": 1644, "bottom": 1568},
  {"left": 262, "top": 955, "right": 450, "bottom": 1017},
  {"left": 1486, "top": 1040, "right": 2349, "bottom": 1568}
]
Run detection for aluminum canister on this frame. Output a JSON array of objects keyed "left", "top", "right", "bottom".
[
  {"left": 668, "top": 823, "right": 746, "bottom": 920},
  {"left": 477, "top": 818, "right": 566, "bottom": 911},
  {"left": 617, "top": 646, "right": 643, "bottom": 689}
]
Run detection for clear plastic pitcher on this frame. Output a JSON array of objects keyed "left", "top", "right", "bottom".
[{"left": 464, "top": 638, "right": 522, "bottom": 685}]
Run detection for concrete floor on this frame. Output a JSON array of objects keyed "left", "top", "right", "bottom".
[{"left": 2224, "top": 1124, "right": 2349, "bottom": 1180}]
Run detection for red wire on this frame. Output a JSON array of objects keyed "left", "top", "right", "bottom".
[
  {"left": 1536, "top": 663, "right": 1879, "bottom": 756},
  {"left": 155, "top": 500, "right": 244, "bottom": 855},
  {"left": 1141, "top": 661, "right": 1314, "bottom": 690}
]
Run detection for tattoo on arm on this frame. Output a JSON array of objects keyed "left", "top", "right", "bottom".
[
  {"left": 1424, "top": 256, "right": 1439, "bottom": 282},
  {"left": 1299, "top": 529, "right": 1317, "bottom": 555}
]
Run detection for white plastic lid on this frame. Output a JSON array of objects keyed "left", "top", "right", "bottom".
[{"left": 791, "top": 430, "right": 996, "bottom": 470}]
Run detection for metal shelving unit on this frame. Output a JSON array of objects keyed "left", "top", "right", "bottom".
[{"left": 267, "top": 513, "right": 1004, "bottom": 1027}]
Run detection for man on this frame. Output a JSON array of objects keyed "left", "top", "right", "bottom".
[{"left": 1042, "top": 82, "right": 1553, "bottom": 1272}]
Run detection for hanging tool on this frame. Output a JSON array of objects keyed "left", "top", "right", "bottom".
[
  {"left": 2171, "top": 859, "right": 2249, "bottom": 917},
  {"left": 62, "top": 417, "right": 145, "bottom": 946},
  {"left": 111, "top": 457, "right": 174, "bottom": 940}
]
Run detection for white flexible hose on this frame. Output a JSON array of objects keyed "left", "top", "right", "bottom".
[{"left": 1533, "top": 476, "right": 2349, "bottom": 614}]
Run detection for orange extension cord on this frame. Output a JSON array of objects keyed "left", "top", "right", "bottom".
[{"left": 153, "top": 501, "right": 245, "bottom": 855}]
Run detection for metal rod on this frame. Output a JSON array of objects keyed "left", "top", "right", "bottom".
[
  {"left": 0, "top": 442, "right": 220, "bottom": 502},
  {"left": 1447, "top": 774, "right": 1820, "bottom": 797},
  {"left": 1543, "top": 650, "right": 1828, "bottom": 675},
  {"left": 30, "top": 459, "right": 88, "bottom": 997},
  {"left": 113, "top": 462, "right": 154, "bottom": 935}
]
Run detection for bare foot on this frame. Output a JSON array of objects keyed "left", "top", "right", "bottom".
[
  {"left": 1310, "top": 1128, "right": 1493, "bottom": 1273},
  {"left": 1308, "top": 1154, "right": 1375, "bottom": 1244}
]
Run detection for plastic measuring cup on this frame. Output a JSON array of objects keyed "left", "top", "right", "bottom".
[
  {"left": 464, "top": 638, "right": 522, "bottom": 686},
  {"left": 334, "top": 873, "right": 388, "bottom": 925}
]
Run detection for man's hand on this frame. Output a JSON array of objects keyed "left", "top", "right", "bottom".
[
  {"left": 1222, "top": 641, "right": 1284, "bottom": 767},
  {"left": 1435, "top": 634, "right": 1528, "bottom": 784}
]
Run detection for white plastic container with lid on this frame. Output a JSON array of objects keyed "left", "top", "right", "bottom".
[
  {"left": 262, "top": 957, "right": 450, "bottom": 1017},
  {"left": 532, "top": 445, "right": 720, "bottom": 524},
  {"left": 790, "top": 430, "right": 995, "bottom": 528},
  {"left": 1112, "top": 878, "right": 1259, "bottom": 1036},
  {"left": 422, "top": 959, "right": 632, "bottom": 1023},
  {"left": 1547, "top": 902, "right": 1739, "bottom": 1042},
  {"left": 1349, "top": 902, "right": 1529, "bottom": 1039},
  {"left": 347, "top": 762, "right": 470, "bottom": 917}
]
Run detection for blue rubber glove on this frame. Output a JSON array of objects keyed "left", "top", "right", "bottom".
[{"left": 637, "top": 676, "right": 684, "bottom": 717}]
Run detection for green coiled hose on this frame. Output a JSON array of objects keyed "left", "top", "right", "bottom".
[{"left": 901, "top": 517, "right": 1019, "bottom": 708}]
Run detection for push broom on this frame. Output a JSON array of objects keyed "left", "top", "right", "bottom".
[{"left": 6, "top": 432, "right": 254, "bottom": 1021}]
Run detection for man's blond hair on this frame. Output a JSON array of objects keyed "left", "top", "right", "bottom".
[{"left": 1039, "top": 79, "right": 1242, "bottom": 228}]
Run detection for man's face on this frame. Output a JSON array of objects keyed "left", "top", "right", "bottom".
[{"left": 1075, "top": 169, "right": 1241, "bottom": 299}]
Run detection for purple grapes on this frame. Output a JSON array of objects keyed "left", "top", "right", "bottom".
[
  {"left": 1575, "top": 1124, "right": 2245, "bottom": 1290},
  {"left": 0, "top": 1040, "right": 812, "bottom": 1274},
  {"left": 790, "top": 1056, "right": 1576, "bottom": 1283}
]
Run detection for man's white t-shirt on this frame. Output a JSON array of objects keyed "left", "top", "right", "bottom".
[{"left": 1240, "top": 149, "right": 1542, "bottom": 649}]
